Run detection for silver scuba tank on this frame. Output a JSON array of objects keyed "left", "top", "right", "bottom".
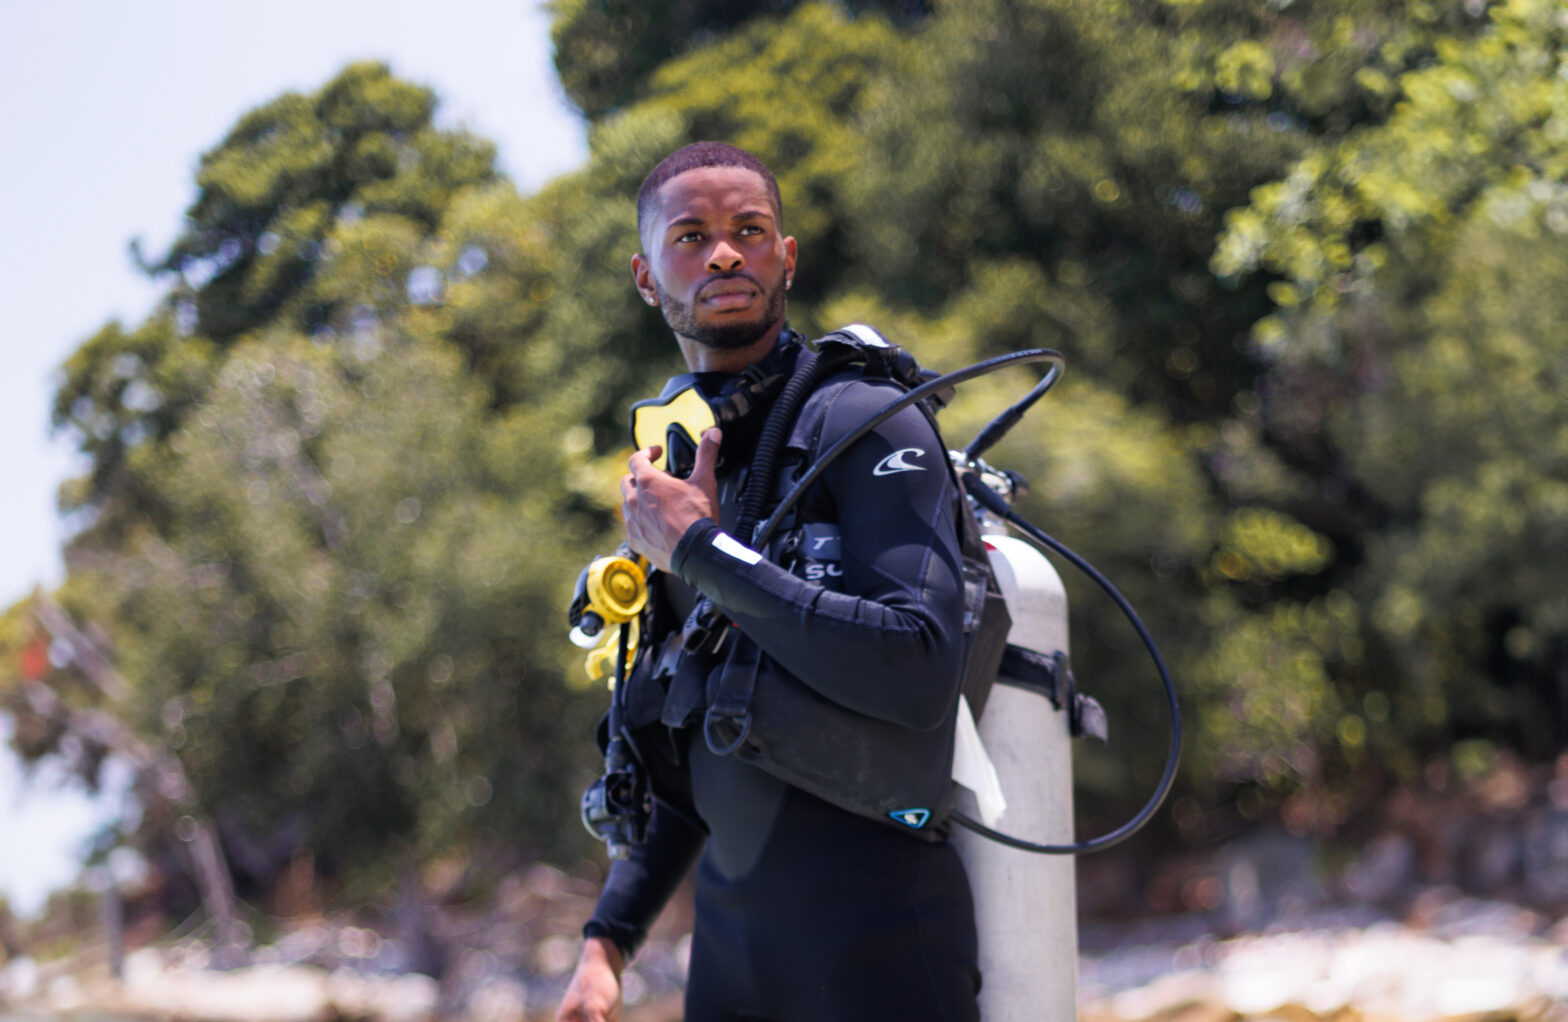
[{"left": 953, "top": 512, "right": 1079, "bottom": 1021}]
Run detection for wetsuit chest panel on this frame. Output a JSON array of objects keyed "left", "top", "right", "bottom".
[{"left": 686, "top": 728, "right": 787, "bottom": 880}]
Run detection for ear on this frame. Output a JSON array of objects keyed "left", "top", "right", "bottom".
[
  {"left": 782, "top": 235, "right": 798, "bottom": 289},
  {"left": 631, "top": 252, "right": 659, "bottom": 306}
]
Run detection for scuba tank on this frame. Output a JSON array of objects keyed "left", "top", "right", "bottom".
[{"left": 956, "top": 485, "right": 1080, "bottom": 1020}]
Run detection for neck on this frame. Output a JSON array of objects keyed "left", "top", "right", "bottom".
[{"left": 676, "top": 319, "right": 787, "bottom": 374}]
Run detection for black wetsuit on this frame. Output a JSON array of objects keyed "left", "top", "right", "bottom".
[{"left": 585, "top": 337, "right": 980, "bottom": 1022}]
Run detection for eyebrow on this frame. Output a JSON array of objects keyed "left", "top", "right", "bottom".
[{"left": 664, "top": 208, "right": 774, "bottom": 232}]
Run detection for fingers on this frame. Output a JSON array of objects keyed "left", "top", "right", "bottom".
[
  {"left": 627, "top": 445, "right": 662, "bottom": 474},
  {"left": 690, "top": 428, "right": 722, "bottom": 482},
  {"left": 623, "top": 446, "right": 661, "bottom": 515},
  {"left": 689, "top": 428, "right": 722, "bottom": 515},
  {"left": 622, "top": 445, "right": 662, "bottom": 528}
]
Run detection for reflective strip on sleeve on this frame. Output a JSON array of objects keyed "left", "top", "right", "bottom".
[{"left": 712, "top": 531, "right": 763, "bottom": 566}]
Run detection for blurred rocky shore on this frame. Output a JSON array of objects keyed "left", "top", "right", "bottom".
[
  {"left": 0, "top": 861, "right": 689, "bottom": 1022},
  {"left": 4, "top": 754, "right": 1566, "bottom": 1022},
  {"left": 2, "top": 882, "right": 1562, "bottom": 1022},
  {"left": 1073, "top": 750, "right": 1568, "bottom": 1022},
  {"left": 1080, "top": 892, "right": 1568, "bottom": 1022}
]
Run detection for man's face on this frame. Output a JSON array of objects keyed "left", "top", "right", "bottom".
[{"left": 633, "top": 166, "right": 796, "bottom": 352}]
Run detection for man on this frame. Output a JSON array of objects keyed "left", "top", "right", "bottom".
[{"left": 557, "top": 142, "right": 979, "bottom": 1022}]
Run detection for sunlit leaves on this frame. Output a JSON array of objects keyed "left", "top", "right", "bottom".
[
  {"left": 550, "top": 0, "right": 927, "bottom": 121},
  {"left": 1211, "top": 507, "right": 1333, "bottom": 586},
  {"left": 1214, "top": 41, "right": 1276, "bottom": 101},
  {"left": 1190, "top": 594, "right": 1359, "bottom": 789},
  {"left": 1209, "top": 0, "right": 1568, "bottom": 766},
  {"left": 1215, "top": 0, "right": 1568, "bottom": 333}
]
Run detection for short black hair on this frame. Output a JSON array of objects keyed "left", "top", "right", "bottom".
[{"left": 636, "top": 141, "right": 783, "bottom": 247}]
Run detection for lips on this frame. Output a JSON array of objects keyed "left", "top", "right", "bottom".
[{"left": 699, "top": 277, "right": 758, "bottom": 308}]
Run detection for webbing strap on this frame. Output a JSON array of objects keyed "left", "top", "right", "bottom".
[
  {"left": 703, "top": 634, "right": 762, "bottom": 754},
  {"left": 997, "top": 645, "right": 1063, "bottom": 708}
]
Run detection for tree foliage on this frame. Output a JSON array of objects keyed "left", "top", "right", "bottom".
[
  {"left": 1213, "top": 0, "right": 1568, "bottom": 768},
  {"left": 7, "top": 0, "right": 1564, "bottom": 913},
  {"left": 18, "top": 64, "right": 605, "bottom": 897},
  {"left": 549, "top": 0, "right": 927, "bottom": 120}
]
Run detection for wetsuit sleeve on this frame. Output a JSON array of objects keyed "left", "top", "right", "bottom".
[
  {"left": 670, "top": 380, "right": 966, "bottom": 731},
  {"left": 583, "top": 798, "right": 706, "bottom": 958}
]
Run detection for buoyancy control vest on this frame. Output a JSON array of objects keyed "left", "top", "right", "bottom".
[{"left": 620, "top": 325, "right": 1013, "bottom": 840}]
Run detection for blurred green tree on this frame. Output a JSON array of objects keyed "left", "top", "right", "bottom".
[
  {"left": 550, "top": 0, "right": 928, "bottom": 121},
  {"left": 21, "top": 64, "right": 606, "bottom": 905},
  {"left": 1213, "top": 0, "right": 1568, "bottom": 770},
  {"left": 55, "top": 62, "right": 500, "bottom": 539},
  {"left": 9, "top": 0, "right": 1563, "bottom": 923}
]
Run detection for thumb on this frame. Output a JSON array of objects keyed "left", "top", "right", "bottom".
[{"left": 691, "top": 428, "right": 722, "bottom": 486}]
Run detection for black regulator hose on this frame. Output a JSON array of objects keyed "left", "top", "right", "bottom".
[
  {"left": 735, "top": 347, "right": 859, "bottom": 547},
  {"left": 753, "top": 348, "right": 1066, "bottom": 548},
  {"left": 952, "top": 476, "right": 1183, "bottom": 855},
  {"left": 962, "top": 361, "right": 1064, "bottom": 461}
]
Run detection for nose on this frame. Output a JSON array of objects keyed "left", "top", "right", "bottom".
[{"left": 706, "top": 240, "right": 743, "bottom": 274}]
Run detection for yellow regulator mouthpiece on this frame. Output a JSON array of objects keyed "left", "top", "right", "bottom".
[{"left": 630, "top": 386, "right": 716, "bottom": 475}]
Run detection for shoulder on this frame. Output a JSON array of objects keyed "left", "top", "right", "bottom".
[{"left": 787, "top": 368, "right": 932, "bottom": 453}]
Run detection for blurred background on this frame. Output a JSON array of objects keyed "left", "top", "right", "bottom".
[{"left": 1, "top": 1, "right": 1564, "bottom": 1020}]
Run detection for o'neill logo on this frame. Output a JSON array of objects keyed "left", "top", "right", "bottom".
[{"left": 873, "top": 447, "right": 927, "bottom": 476}]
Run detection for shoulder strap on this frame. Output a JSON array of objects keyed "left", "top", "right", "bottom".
[{"left": 813, "top": 323, "right": 929, "bottom": 394}]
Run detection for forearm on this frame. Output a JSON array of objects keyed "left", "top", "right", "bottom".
[
  {"left": 672, "top": 518, "right": 963, "bottom": 730},
  {"left": 584, "top": 798, "right": 706, "bottom": 958}
]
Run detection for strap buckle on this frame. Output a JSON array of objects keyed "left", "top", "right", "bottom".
[
  {"left": 680, "top": 600, "right": 730, "bottom": 655},
  {"left": 703, "top": 705, "right": 752, "bottom": 755}
]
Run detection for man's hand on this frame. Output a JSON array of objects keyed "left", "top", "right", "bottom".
[
  {"left": 622, "top": 428, "right": 721, "bottom": 573},
  {"left": 555, "top": 936, "right": 625, "bottom": 1022}
]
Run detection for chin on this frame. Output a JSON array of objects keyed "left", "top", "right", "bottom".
[{"left": 692, "top": 317, "right": 773, "bottom": 350}]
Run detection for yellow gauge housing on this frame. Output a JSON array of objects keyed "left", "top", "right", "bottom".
[{"left": 586, "top": 554, "right": 648, "bottom": 623}]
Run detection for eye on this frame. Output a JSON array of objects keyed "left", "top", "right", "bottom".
[
  {"left": 738, "top": 224, "right": 765, "bottom": 237},
  {"left": 675, "top": 231, "right": 702, "bottom": 244}
]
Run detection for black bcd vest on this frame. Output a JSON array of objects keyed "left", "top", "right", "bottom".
[{"left": 620, "top": 327, "right": 1012, "bottom": 840}]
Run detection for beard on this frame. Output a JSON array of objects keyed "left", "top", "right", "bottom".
[{"left": 657, "top": 270, "right": 787, "bottom": 350}]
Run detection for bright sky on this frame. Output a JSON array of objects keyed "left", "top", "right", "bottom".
[{"left": 0, "top": 0, "right": 588, "bottom": 917}]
